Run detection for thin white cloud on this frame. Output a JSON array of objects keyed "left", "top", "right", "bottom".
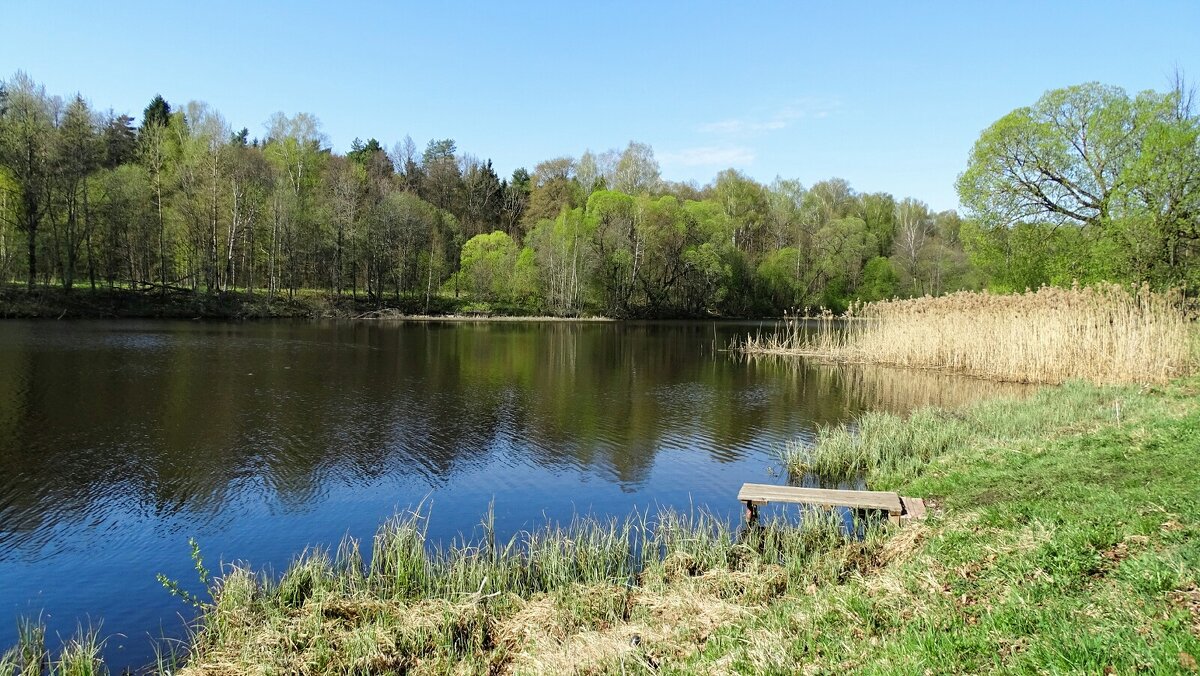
[
  {"left": 697, "top": 119, "right": 747, "bottom": 134},
  {"left": 696, "top": 98, "right": 839, "bottom": 135},
  {"left": 659, "top": 146, "right": 756, "bottom": 167}
]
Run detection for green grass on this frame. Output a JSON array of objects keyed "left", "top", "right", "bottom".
[
  {"left": 736, "top": 378, "right": 1200, "bottom": 674},
  {"left": 782, "top": 407, "right": 970, "bottom": 481},
  {"left": 0, "top": 621, "right": 104, "bottom": 676}
]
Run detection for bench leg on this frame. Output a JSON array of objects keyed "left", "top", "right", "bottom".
[
  {"left": 889, "top": 510, "right": 901, "bottom": 526},
  {"left": 744, "top": 501, "right": 759, "bottom": 527}
]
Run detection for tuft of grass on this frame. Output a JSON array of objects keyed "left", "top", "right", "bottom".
[
  {"left": 784, "top": 408, "right": 969, "bottom": 481},
  {"left": 738, "top": 283, "right": 1195, "bottom": 384},
  {"left": 0, "top": 623, "right": 104, "bottom": 676},
  {"left": 54, "top": 630, "right": 104, "bottom": 676}
]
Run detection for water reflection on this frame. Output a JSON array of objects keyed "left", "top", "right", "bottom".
[
  {"left": 739, "top": 353, "right": 1034, "bottom": 412},
  {"left": 0, "top": 323, "right": 838, "bottom": 548},
  {"left": 0, "top": 320, "right": 1029, "bottom": 668}
]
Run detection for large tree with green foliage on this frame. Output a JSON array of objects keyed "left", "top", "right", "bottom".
[
  {"left": 459, "top": 230, "right": 518, "bottom": 301},
  {"left": 0, "top": 72, "right": 55, "bottom": 288},
  {"left": 957, "top": 81, "right": 1200, "bottom": 289}
]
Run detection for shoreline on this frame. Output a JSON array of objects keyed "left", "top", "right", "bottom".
[
  {"left": 0, "top": 286, "right": 746, "bottom": 322},
  {"left": 353, "top": 312, "right": 616, "bottom": 323}
]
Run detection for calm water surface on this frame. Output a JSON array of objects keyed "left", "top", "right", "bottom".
[{"left": 0, "top": 320, "right": 1025, "bottom": 668}]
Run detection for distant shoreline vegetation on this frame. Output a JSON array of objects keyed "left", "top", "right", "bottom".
[
  {"left": 2, "top": 74, "right": 1197, "bottom": 321},
  {"left": 0, "top": 284, "right": 606, "bottom": 320}
]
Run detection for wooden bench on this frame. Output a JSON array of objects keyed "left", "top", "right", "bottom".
[{"left": 738, "top": 482, "right": 924, "bottom": 526}]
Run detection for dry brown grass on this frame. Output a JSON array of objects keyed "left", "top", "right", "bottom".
[
  {"left": 498, "top": 581, "right": 752, "bottom": 675},
  {"left": 739, "top": 284, "right": 1195, "bottom": 384}
]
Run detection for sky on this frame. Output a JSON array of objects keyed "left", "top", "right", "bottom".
[{"left": 2, "top": 1, "right": 1198, "bottom": 211}]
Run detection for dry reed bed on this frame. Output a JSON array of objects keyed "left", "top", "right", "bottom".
[{"left": 738, "top": 284, "right": 1195, "bottom": 384}]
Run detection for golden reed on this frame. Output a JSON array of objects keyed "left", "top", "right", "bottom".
[{"left": 738, "top": 284, "right": 1195, "bottom": 385}]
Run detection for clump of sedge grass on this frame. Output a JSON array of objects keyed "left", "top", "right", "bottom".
[
  {"left": 784, "top": 408, "right": 969, "bottom": 481},
  {"left": 0, "top": 621, "right": 104, "bottom": 676},
  {"left": 738, "top": 283, "right": 1194, "bottom": 385}
]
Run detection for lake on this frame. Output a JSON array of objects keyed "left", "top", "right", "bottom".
[{"left": 0, "top": 319, "right": 1026, "bottom": 669}]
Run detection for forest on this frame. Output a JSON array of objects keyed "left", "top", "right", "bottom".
[{"left": 1, "top": 72, "right": 1196, "bottom": 318}]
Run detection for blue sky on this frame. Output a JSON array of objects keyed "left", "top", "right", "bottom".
[{"left": 3, "top": 1, "right": 1197, "bottom": 210}]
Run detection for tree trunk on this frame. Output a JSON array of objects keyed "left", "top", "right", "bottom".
[
  {"left": 157, "top": 181, "right": 166, "bottom": 297},
  {"left": 425, "top": 244, "right": 434, "bottom": 314},
  {"left": 25, "top": 212, "right": 37, "bottom": 290}
]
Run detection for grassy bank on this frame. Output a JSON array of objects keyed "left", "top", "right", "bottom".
[
  {"left": 763, "top": 378, "right": 1200, "bottom": 673},
  {"left": 173, "top": 509, "right": 884, "bottom": 675},
  {"left": 6, "top": 377, "right": 1197, "bottom": 674},
  {"left": 0, "top": 285, "right": 560, "bottom": 320},
  {"left": 738, "top": 284, "right": 1196, "bottom": 384}
]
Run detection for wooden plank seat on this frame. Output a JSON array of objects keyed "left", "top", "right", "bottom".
[{"left": 738, "top": 482, "right": 923, "bottom": 526}]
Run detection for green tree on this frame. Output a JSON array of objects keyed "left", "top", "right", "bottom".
[
  {"left": 957, "top": 81, "right": 1200, "bottom": 288},
  {"left": 459, "top": 156, "right": 502, "bottom": 238},
  {"left": 523, "top": 157, "right": 579, "bottom": 226},
  {"left": 53, "top": 94, "right": 103, "bottom": 290},
  {"left": 630, "top": 195, "right": 692, "bottom": 315},
  {"left": 174, "top": 100, "right": 229, "bottom": 292},
  {"left": 714, "top": 169, "right": 769, "bottom": 256},
  {"left": 326, "top": 155, "right": 366, "bottom": 296},
  {"left": 137, "top": 112, "right": 175, "bottom": 291},
  {"left": 419, "top": 138, "right": 461, "bottom": 213},
  {"left": 859, "top": 256, "right": 899, "bottom": 301},
  {"left": 0, "top": 72, "right": 55, "bottom": 288},
  {"left": 757, "top": 247, "right": 801, "bottom": 309},
  {"left": 101, "top": 112, "right": 137, "bottom": 168},
  {"left": 892, "top": 198, "right": 932, "bottom": 295},
  {"left": 347, "top": 137, "right": 385, "bottom": 166},
  {"left": 526, "top": 208, "right": 592, "bottom": 315},
  {"left": 460, "top": 230, "right": 518, "bottom": 301},
  {"left": 264, "top": 111, "right": 326, "bottom": 296},
  {"left": 813, "top": 216, "right": 873, "bottom": 310},
  {"left": 139, "top": 94, "right": 171, "bottom": 135},
  {"left": 587, "top": 189, "right": 638, "bottom": 314},
  {"left": 611, "top": 141, "right": 660, "bottom": 195},
  {"left": 500, "top": 168, "right": 531, "bottom": 237},
  {"left": 859, "top": 192, "right": 896, "bottom": 257},
  {"left": 92, "top": 163, "right": 153, "bottom": 287},
  {"left": 224, "top": 138, "right": 270, "bottom": 291},
  {"left": 0, "top": 166, "right": 19, "bottom": 282}
]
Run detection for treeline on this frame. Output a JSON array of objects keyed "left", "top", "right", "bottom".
[
  {"left": 0, "top": 72, "right": 971, "bottom": 317},
  {"left": 1, "top": 72, "right": 1195, "bottom": 318}
]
